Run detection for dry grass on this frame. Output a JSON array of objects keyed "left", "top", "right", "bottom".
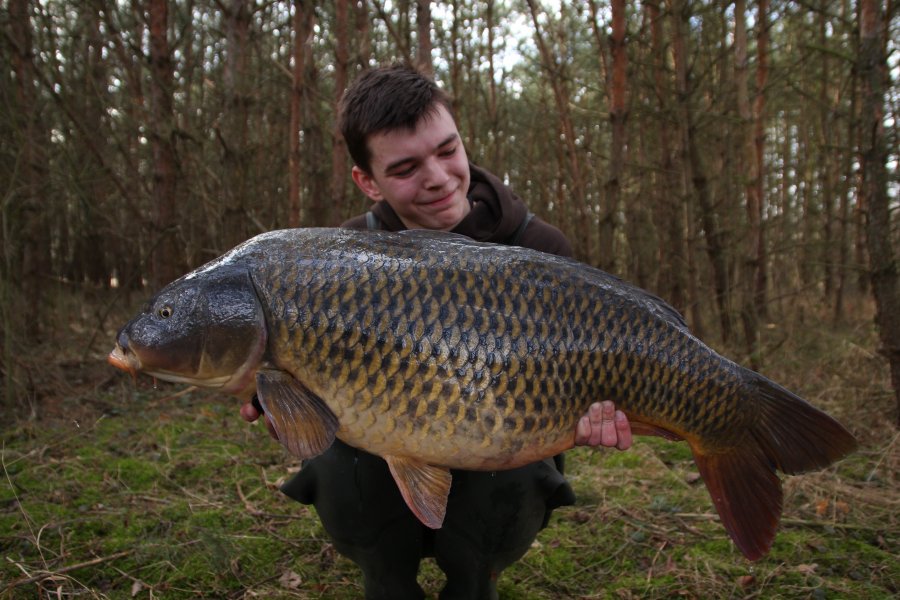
[{"left": 1, "top": 289, "right": 897, "bottom": 599}]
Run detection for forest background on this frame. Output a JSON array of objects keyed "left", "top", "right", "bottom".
[
  {"left": 1, "top": 0, "right": 899, "bottom": 598},
  {"left": 2, "top": 0, "right": 899, "bottom": 406}
]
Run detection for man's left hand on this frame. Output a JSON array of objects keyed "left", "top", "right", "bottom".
[{"left": 574, "top": 401, "right": 632, "bottom": 450}]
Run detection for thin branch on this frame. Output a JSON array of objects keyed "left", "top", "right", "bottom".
[{"left": 1, "top": 550, "right": 133, "bottom": 593}]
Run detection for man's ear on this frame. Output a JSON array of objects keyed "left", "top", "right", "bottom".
[{"left": 351, "top": 166, "right": 384, "bottom": 201}]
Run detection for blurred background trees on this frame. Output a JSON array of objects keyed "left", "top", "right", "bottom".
[{"left": 0, "top": 0, "right": 897, "bottom": 417}]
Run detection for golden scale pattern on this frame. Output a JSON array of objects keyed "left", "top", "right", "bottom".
[{"left": 256, "top": 231, "right": 748, "bottom": 465}]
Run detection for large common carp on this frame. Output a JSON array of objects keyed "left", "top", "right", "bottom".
[{"left": 108, "top": 228, "right": 856, "bottom": 561}]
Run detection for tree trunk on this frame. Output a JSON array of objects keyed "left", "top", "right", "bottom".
[
  {"left": 289, "top": 0, "right": 314, "bottom": 227},
  {"left": 415, "top": 0, "right": 432, "bottom": 73},
  {"left": 835, "top": 0, "right": 858, "bottom": 322},
  {"left": 484, "top": 0, "right": 503, "bottom": 170},
  {"left": 603, "top": 0, "right": 627, "bottom": 276},
  {"left": 330, "top": 0, "right": 350, "bottom": 223},
  {"left": 819, "top": 10, "right": 836, "bottom": 304},
  {"left": 7, "top": 0, "right": 50, "bottom": 336},
  {"left": 525, "top": 1, "right": 585, "bottom": 260},
  {"left": 148, "top": 0, "right": 179, "bottom": 286},
  {"left": 77, "top": 3, "right": 110, "bottom": 286},
  {"left": 737, "top": 0, "right": 769, "bottom": 361},
  {"left": 4, "top": 0, "right": 48, "bottom": 407},
  {"left": 859, "top": 0, "right": 900, "bottom": 424},
  {"left": 671, "top": 0, "right": 716, "bottom": 338},
  {"left": 648, "top": 0, "right": 686, "bottom": 314},
  {"left": 372, "top": 0, "right": 411, "bottom": 63},
  {"left": 752, "top": 0, "right": 769, "bottom": 321},
  {"left": 303, "top": 21, "right": 326, "bottom": 225},
  {"left": 355, "top": 0, "right": 371, "bottom": 68},
  {"left": 220, "top": 0, "right": 253, "bottom": 249}
]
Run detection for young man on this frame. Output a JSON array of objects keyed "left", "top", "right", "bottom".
[{"left": 241, "top": 64, "right": 632, "bottom": 600}]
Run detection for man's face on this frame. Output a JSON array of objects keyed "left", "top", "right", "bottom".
[{"left": 351, "top": 104, "right": 471, "bottom": 231}]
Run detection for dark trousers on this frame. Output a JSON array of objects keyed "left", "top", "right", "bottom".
[{"left": 281, "top": 440, "right": 575, "bottom": 600}]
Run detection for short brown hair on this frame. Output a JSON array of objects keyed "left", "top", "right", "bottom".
[{"left": 339, "top": 64, "right": 455, "bottom": 173}]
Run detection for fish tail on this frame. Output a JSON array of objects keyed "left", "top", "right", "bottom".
[{"left": 691, "top": 372, "right": 857, "bottom": 561}]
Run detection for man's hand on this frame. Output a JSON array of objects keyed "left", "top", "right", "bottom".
[
  {"left": 574, "top": 401, "right": 632, "bottom": 450},
  {"left": 240, "top": 397, "right": 279, "bottom": 440}
]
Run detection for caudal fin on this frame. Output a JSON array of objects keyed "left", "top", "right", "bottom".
[{"left": 692, "top": 374, "right": 857, "bottom": 561}]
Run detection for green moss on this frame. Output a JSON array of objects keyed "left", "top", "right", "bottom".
[{"left": 109, "top": 457, "right": 161, "bottom": 491}]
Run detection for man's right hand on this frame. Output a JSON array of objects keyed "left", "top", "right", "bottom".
[{"left": 240, "top": 397, "right": 279, "bottom": 440}]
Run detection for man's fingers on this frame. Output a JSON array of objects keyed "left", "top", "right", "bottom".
[
  {"left": 599, "top": 401, "right": 617, "bottom": 446},
  {"left": 575, "top": 413, "right": 591, "bottom": 446},
  {"left": 614, "top": 410, "right": 633, "bottom": 450},
  {"left": 240, "top": 402, "right": 261, "bottom": 422},
  {"left": 239, "top": 400, "right": 279, "bottom": 440},
  {"left": 574, "top": 401, "right": 633, "bottom": 450},
  {"left": 575, "top": 401, "right": 611, "bottom": 446}
]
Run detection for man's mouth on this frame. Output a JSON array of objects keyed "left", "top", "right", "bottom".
[{"left": 422, "top": 190, "right": 456, "bottom": 206}]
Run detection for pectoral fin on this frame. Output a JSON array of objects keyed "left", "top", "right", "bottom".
[
  {"left": 255, "top": 369, "right": 339, "bottom": 459},
  {"left": 384, "top": 455, "right": 451, "bottom": 529}
]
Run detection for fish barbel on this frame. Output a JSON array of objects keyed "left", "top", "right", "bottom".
[{"left": 108, "top": 228, "right": 856, "bottom": 560}]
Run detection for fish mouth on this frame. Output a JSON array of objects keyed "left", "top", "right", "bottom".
[{"left": 108, "top": 345, "right": 139, "bottom": 376}]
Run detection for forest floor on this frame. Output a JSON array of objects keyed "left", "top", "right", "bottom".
[{"left": 1, "top": 288, "right": 898, "bottom": 599}]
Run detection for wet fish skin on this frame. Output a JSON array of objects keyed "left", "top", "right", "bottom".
[
  {"left": 256, "top": 232, "right": 738, "bottom": 465},
  {"left": 109, "top": 228, "right": 857, "bottom": 561}
]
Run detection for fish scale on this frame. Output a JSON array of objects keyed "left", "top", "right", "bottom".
[
  {"left": 286, "top": 245, "right": 630, "bottom": 456},
  {"left": 109, "top": 227, "right": 856, "bottom": 560}
]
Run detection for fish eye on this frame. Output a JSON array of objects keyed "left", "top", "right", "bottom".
[{"left": 158, "top": 305, "right": 173, "bottom": 319}]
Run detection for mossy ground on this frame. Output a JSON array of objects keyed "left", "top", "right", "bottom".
[{"left": 1, "top": 293, "right": 897, "bottom": 598}]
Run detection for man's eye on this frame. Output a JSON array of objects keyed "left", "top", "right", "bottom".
[
  {"left": 392, "top": 166, "right": 416, "bottom": 177},
  {"left": 439, "top": 146, "right": 457, "bottom": 157}
]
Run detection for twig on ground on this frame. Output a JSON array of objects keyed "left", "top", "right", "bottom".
[
  {"left": 1, "top": 550, "right": 133, "bottom": 594},
  {"left": 673, "top": 512, "right": 883, "bottom": 531},
  {"left": 866, "top": 429, "right": 899, "bottom": 482},
  {"left": 154, "top": 385, "right": 198, "bottom": 403}
]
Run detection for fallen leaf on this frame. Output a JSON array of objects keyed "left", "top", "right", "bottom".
[
  {"left": 279, "top": 570, "right": 302, "bottom": 590},
  {"left": 571, "top": 510, "right": 592, "bottom": 524},
  {"left": 795, "top": 564, "right": 818, "bottom": 576}
]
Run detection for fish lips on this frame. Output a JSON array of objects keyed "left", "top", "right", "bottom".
[{"left": 107, "top": 344, "right": 139, "bottom": 375}]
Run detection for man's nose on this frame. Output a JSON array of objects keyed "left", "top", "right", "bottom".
[{"left": 421, "top": 157, "right": 450, "bottom": 189}]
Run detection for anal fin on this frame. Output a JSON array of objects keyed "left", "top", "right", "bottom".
[
  {"left": 256, "top": 369, "right": 339, "bottom": 459},
  {"left": 628, "top": 419, "right": 685, "bottom": 441},
  {"left": 384, "top": 455, "right": 452, "bottom": 529}
]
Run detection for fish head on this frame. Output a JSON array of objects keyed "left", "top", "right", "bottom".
[{"left": 108, "top": 265, "right": 267, "bottom": 398}]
